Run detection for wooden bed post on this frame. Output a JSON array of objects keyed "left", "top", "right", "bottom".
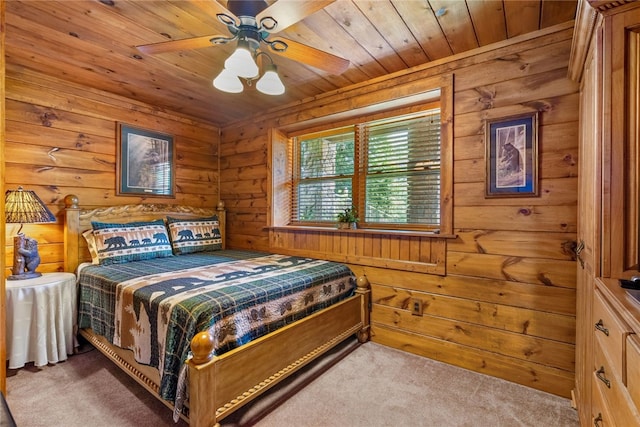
[
  {"left": 188, "top": 331, "right": 217, "bottom": 427},
  {"left": 355, "top": 276, "right": 371, "bottom": 342},
  {"left": 185, "top": 276, "right": 370, "bottom": 427},
  {"left": 216, "top": 201, "right": 226, "bottom": 250},
  {"left": 64, "top": 194, "right": 80, "bottom": 274}
]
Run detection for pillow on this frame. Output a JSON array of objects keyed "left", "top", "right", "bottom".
[
  {"left": 91, "top": 219, "right": 173, "bottom": 265},
  {"left": 166, "top": 215, "right": 222, "bottom": 254},
  {"left": 82, "top": 229, "right": 99, "bottom": 265}
]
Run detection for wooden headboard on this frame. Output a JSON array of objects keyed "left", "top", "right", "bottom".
[{"left": 63, "top": 194, "right": 226, "bottom": 274}]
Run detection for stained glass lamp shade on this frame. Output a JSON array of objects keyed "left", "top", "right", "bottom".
[{"left": 5, "top": 187, "right": 56, "bottom": 280}]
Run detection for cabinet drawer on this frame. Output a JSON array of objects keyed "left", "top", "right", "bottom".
[
  {"left": 593, "top": 340, "right": 640, "bottom": 426},
  {"left": 627, "top": 335, "right": 640, "bottom": 412},
  {"left": 594, "top": 290, "right": 632, "bottom": 378},
  {"left": 592, "top": 375, "right": 615, "bottom": 427}
]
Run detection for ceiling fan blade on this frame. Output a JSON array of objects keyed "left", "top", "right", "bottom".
[
  {"left": 269, "top": 38, "right": 350, "bottom": 75},
  {"left": 137, "top": 0, "right": 242, "bottom": 55},
  {"left": 190, "top": 0, "right": 240, "bottom": 26},
  {"left": 137, "top": 35, "right": 225, "bottom": 54},
  {"left": 256, "top": 0, "right": 335, "bottom": 34}
]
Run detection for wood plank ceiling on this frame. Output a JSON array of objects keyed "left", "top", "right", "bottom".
[{"left": 5, "top": 0, "right": 577, "bottom": 127}]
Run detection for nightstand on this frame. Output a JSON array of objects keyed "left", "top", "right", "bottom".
[{"left": 5, "top": 272, "right": 77, "bottom": 369}]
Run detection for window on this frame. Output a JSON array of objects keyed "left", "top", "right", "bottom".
[
  {"left": 294, "top": 127, "right": 355, "bottom": 222},
  {"left": 292, "top": 109, "right": 442, "bottom": 229}
]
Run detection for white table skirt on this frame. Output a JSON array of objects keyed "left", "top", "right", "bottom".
[{"left": 5, "top": 272, "right": 76, "bottom": 369}]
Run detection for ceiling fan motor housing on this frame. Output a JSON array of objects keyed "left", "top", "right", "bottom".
[{"left": 227, "top": 0, "right": 269, "bottom": 18}]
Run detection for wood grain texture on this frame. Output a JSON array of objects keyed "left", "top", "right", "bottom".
[
  {"left": 574, "top": 34, "right": 600, "bottom": 422},
  {"left": 373, "top": 305, "right": 575, "bottom": 371},
  {"left": 4, "top": 0, "right": 577, "bottom": 125},
  {"left": 220, "top": 25, "right": 579, "bottom": 398},
  {"left": 373, "top": 325, "right": 575, "bottom": 398},
  {"left": 1, "top": 0, "right": 7, "bottom": 395},
  {"left": 3, "top": 69, "right": 220, "bottom": 278},
  {"left": 573, "top": 3, "right": 640, "bottom": 425}
]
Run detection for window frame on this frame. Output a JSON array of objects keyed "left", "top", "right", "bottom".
[
  {"left": 268, "top": 75, "right": 453, "bottom": 235},
  {"left": 292, "top": 110, "right": 442, "bottom": 230}
]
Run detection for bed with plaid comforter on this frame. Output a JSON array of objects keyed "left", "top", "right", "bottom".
[{"left": 77, "top": 250, "right": 356, "bottom": 402}]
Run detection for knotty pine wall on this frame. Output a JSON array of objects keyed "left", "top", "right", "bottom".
[
  {"left": 220, "top": 23, "right": 579, "bottom": 398},
  {"left": 3, "top": 65, "right": 220, "bottom": 276}
]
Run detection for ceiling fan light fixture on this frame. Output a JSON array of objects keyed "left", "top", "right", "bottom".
[
  {"left": 213, "top": 68, "right": 244, "bottom": 93},
  {"left": 224, "top": 39, "right": 259, "bottom": 78},
  {"left": 256, "top": 63, "right": 285, "bottom": 96}
]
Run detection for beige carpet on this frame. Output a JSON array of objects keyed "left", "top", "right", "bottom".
[{"left": 6, "top": 339, "right": 578, "bottom": 426}]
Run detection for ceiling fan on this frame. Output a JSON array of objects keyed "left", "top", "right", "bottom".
[{"left": 135, "top": 0, "right": 350, "bottom": 76}]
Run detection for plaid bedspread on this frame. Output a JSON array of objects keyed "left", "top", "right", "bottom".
[{"left": 77, "top": 250, "right": 355, "bottom": 402}]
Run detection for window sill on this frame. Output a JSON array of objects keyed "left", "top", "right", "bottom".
[{"left": 268, "top": 225, "right": 457, "bottom": 239}]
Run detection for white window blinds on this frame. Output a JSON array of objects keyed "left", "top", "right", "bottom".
[
  {"left": 360, "top": 111, "right": 441, "bottom": 225},
  {"left": 292, "top": 109, "right": 441, "bottom": 228}
]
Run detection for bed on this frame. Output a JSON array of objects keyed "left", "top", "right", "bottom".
[{"left": 63, "top": 195, "right": 370, "bottom": 427}]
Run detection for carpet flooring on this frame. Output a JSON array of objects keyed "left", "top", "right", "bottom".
[{"left": 5, "top": 339, "right": 579, "bottom": 426}]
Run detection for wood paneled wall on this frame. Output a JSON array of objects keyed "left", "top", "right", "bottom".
[
  {"left": 220, "top": 23, "right": 579, "bottom": 397},
  {"left": 3, "top": 65, "right": 220, "bottom": 277},
  {"left": 1, "top": 0, "right": 7, "bottom": 395},
  {"left": 271, "top": 228, "right": 447, "bottom": 275}
]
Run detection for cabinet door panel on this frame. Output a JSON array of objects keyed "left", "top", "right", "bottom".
[{"left": 605, "top": 7, "right": 640, "bottom": 276}]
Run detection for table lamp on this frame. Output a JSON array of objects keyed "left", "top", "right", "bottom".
[{"left": 5, "top": 186, "right": 56, "bottom": 280}]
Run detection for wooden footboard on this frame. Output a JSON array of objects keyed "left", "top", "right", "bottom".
[
  {"left": 188, "top": 278, "right": 370, "bottom": 427},
  {"left": 79, "top": 281, "right": 370, "bottom": 427}
]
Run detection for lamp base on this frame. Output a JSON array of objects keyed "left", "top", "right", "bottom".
[
  {"left": 10, "top": 234, "right": 43, "bottom": 280},
  {"left": 7, "top": 272, "right": 42, "bottom": 281}
]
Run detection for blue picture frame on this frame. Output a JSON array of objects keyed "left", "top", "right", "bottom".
[
  {"left": 485, "top": 112, "right": 538, "bottom": 198},
  {"left": 117, "top": 123, "right": 175, "bottom": 197}
]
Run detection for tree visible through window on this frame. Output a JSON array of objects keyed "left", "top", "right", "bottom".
[{"left": 292, "top": 109, "right": 441, "bottom": 229}]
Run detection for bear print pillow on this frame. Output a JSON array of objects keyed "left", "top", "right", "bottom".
[
  {"left": 91, "top": 219, "right": 173, "bottom": 265},
  {"left": 166, "top": 216, "right": 222, "bottom": 254}
]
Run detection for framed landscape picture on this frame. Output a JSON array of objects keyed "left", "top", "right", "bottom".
[
  {"left": 485, "top": 112, "right": 539, "bottom": 198},
  {"left": 117, "top": 123, "right": 175, "bottom": 197}
]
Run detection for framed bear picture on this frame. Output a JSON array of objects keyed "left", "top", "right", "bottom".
[{"left": 485, "top": 112, "right": 538, "bottom": 198}]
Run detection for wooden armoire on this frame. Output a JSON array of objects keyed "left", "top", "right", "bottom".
[{"left": 573, "top": 0, "right": 640, "bottom": 425}]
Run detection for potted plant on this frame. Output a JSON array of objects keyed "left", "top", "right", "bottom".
[{"left": 336, "top": 206, "right": 359, "bottom": 229}]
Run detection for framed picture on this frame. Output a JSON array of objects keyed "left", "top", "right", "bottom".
[
  {"left": 117, "top": 123, "right": 175, "bottom": 197},
  {"left": 485, "top": 112, "right": 539, "bottom": 198}
]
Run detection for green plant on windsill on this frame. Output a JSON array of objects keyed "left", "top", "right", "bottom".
[{"left": 337, "top": 206, "right": 359, "bottom": 229}]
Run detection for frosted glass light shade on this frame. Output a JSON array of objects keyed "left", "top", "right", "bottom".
[
  {"left": 213, "top": 68, "right": 243, "bottom": 93},
  {"left": 256, "top": 64, "right": 285, "bottom": 95},
  {"left": 224, "top": 43, "right": 259, "bottom": 79}
]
